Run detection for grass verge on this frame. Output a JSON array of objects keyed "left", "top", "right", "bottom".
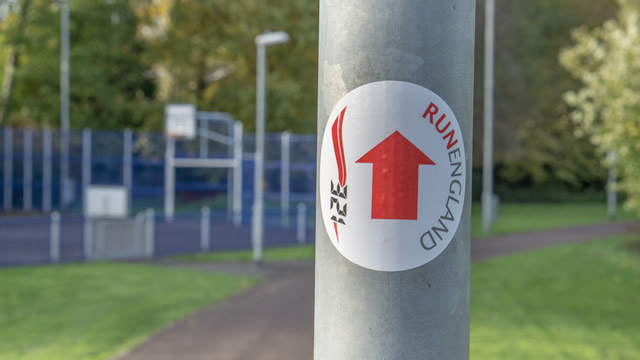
[
  {"left": 470, "top": 235, "right": 640, "bottom": 359},
  {"left": 470, "top": 202, "right": 636, "bottom": 237},
  {"left": 178, "top": 244, "right": 315, "bottom": 262},
  {"left": 182, "top": 233, "right": 640, "bottom": 358},
  {"left": 0, "top": 262, "right": 256, "bottom": 360},
  {"left": 4, "top": 202, "right": 636, "bottom": 359}
]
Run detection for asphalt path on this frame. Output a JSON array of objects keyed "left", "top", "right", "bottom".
[
  {"left": 117, "top": 221, "right": 640, "bottom": 360},
  {"left": 117, "top": 261, "right": 314, "bottom": 360}
]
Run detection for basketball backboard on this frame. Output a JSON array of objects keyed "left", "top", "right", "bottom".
[{"left": 165, "top": 104, "right": 196, "bottom": 139}]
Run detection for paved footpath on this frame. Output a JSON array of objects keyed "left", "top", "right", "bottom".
[{"left": 118, "top": 221, "right": 640, "bottom": 360}]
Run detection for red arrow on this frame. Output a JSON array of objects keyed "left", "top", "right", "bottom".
[{"left": 356, "top": 131, "right": 435, "bottom": 220}]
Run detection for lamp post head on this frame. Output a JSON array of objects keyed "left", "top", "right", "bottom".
[{"left": 255, "top": 31, "right": 290, "bottom": 46}]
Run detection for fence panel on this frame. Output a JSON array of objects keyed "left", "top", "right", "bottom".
[
  {"left": 0, "top": 125, "right": 318, "bottom": 266},
  {"left": 131, "top": 131, "right": 165, "bottom": 213},
  {"left": 0, "top": 126, "right": 318, "bottom": 217},
  {"left": 0, "top": 216, "right": 50, "bottom": 266}
]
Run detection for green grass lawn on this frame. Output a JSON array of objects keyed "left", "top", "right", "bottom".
[
  {"left": 0, "top": 263, "right": 256, "bottom": 360},
  {"left": 2, "top": 202, "right": 638, "bottom": 359},
  {"left": 178, "top": 243, "right": 315, "bottom": 262},
  {"left": 471, "top": 235, "right": 640, "bottom": 359},
  {"left": 470, "top": 202, "right": 636, "bottom": 237},
  {"left": 181, "top": 232, "right": 640, "bottom": 358}
]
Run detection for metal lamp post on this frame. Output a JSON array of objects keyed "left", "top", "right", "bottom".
[
  {"left": 482, "top": 0, "right": 496, "bottom": 234},
  {"left": 252, "top": 31, "right": 289, "bottom": 264},
  {"left": 314, "top": 1, "right": 475, "bottom": 357},
  {"left": 607, "top": 149, "right": 617, "bottom": 222},
  {"left": 55, "top": 0, "right": 71, "bottom": 208}
]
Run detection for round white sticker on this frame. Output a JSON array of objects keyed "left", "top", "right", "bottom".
[{"left": 319, "top": 81, "right": 466, "bottom": 272}]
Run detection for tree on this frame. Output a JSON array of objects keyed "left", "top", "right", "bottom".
[
  {"left": 0, "top": 0, "right": 31, "bottom": 125},
  {"left": 474, "top": 0, "right": 618, "bottom": 191},
  {"left": 0, "top": 0, "right": 158, "bottom": 129},
  {"left": 148, "top": 0, "right": 318, "bottom": 133},
  {"left": 560, "top": 0, "right": 640, "bottom": 210}
]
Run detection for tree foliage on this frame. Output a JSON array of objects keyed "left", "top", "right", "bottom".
[
  {"left": 474, "top": 0, "right": 617, "bottom": 189},
  {"left": 147, "top": 0, "right": 318, "bottom": 132},
  {"left": 0, "top": 0, "right": 31, "bottom": 124},
  {"left": 0, "top": 0, "right": 318, "bottom": 132},
  {"left": 0, "top": 0, "right": 633, "bottom": 196},
  {"left": 560, "top": 0, "right": 640, "bottom": 210},
  {"left": 0, "top": 0, "right": 157, "bottom": 129}
]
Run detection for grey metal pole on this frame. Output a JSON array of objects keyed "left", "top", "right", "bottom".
[
  {"left": 482, "top": 0, "right": 495, "bottom": 234},
  {"left": 232, "top": 121, "right": 243, "bottom": 226},
  {"left": 83, "top": 217, "right": 92, "bottom": 260},
  {"left": 23, "top": 128, "right": 32, "bottom": 211},
  {"left": 82, "top": 128, "right": 91, "bottom": 193},
  {"left": 251, "top": 43, "right": 266, "bottom": 263},
  {"left": 50, "top": 211, "right": 61, "bottom": 263},
  {"left": 96, "top": 220, "right": 105, "bottom": 260},
  {"left": 296, "top": 202, "right": 306, "bottom": 244},
  {"left": 227, "top": 123, "right": 234, "bottom": 219},
  {"left": 280, "top": 131, "right": 291, "bottom": 227},
  {"left": 145, "top": 208, "right": 155, "bottom": 257},
  {"left": 314, "top": 1, "right": 475, "bottom": 358},
  {"left": 199, "top": 127, "right": 207, "bottom": 159},
  {"left": 123, "top": 129, "right": 133, "bottom": 212},
  {"left": 60, "top": 0, "right": 70, "bottom": 208},
  {"left": 251, "top": 31, "right": 289, "bottom": 263},
  {"left": 164, "top": 138, "right": 175, "bottom": 221},
  {"left": 607, "top": 149, "right": 617, "bottom": 222},
  {"left": 43, "top": 128, "right": 52, "bottom": 212},
  {"left": 3, "top": 127, "right": 12, "bottom": 211},
  {"left": 201, "top": 206, "right": 210, "bottom": 251}
]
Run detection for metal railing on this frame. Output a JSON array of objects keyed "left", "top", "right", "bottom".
[
  {"left": 0, "top": 126, "right": 317, "bottom": 224},
  {"left": 0, "top": 125, "right": 318, "bottom": 267}
]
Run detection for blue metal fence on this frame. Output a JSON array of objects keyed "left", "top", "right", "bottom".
[
  {"left": 0, "top": 125, "right": 317, "bottom": 267},
  {"left": 0, "top": 126, "right": 317, "bottom": 224}
]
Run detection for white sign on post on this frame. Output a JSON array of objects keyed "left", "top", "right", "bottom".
[
  {"left": 84, "top": 186, "right": 129, "bottom": 219},
  {"left": 319, "top": 81, "right": 466, "bottom": 272},
  {"left": 165, "top": 104, "right": 196, "bottom": 139}
]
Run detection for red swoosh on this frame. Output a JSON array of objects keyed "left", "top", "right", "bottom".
[{"left": 332, "top": 107, "right": 347, "bottom": 187}]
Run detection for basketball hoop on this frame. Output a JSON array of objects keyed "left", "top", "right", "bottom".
[{"left": 165, "top": 104, "right": 196, "bottom": 140}]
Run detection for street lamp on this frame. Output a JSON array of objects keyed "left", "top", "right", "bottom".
[
  {"left": 482, "top": 0, "right": 495, "bottom": 234},
  {"left": 55, "top": 0, "right": 70, "bottom": 208},
  {"left": 252, "top": 30, "right": 289, "bottom": 264}
]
